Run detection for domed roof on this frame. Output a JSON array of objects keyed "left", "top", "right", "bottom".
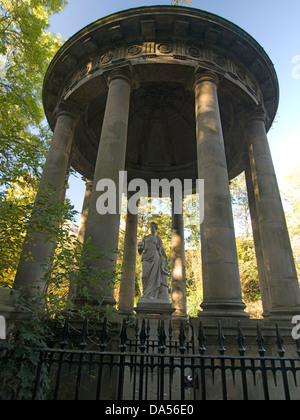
[{"left": 43, "top": 6, "right": 279, "bottom": 183}]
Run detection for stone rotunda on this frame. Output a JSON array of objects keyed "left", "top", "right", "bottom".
[{"left": 9, "top": 6, "right": 300, "bottom": 323}]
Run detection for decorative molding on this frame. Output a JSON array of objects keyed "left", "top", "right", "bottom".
[
  {"left": 247, "top": 105, "right": 268, "bottom": 124},
  {"left": 103, "top": 64, "right": 140, "bottom": 91},
  {"left": 127, "top": 45, "right": 142, "bottom": 56},
  {"left": 158, "top": 43, "right": 173, "bottom": 54},
  {"left": 145, "top": 85, "right": 174, "bottom": 109},
  {"left": 62, "top": 41, "right": 262, "bottom": 105},
  {"left": 188, "top": 46, "right": 201, "bottom": 58},
  {"left": 105, "top": 66, "right": 134, "bottom": 88},
  {"left": 53, "top": 98, "right": 82, "bottom": 120},
  {"left": 194, "top": 69, "right": 219, "bottom": 86},
  {"left": 214, "top": 54, "right": 226, "bottom": 67},
  {"left": 100, "top": 52, "right": 113, "bottom": 64}
]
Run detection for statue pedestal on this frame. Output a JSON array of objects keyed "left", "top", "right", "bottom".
[
  {"left": 0, "top": 288, "right": 18, "bottom": 318},
  {"left": 135, "top": 299, "right": 174, "bottom": 316},
  {"left": 0, "top": 288, "right": 24, "bottom": 338},
  {"left": 135, "top": 299, "right": 175, "bottom": 340}
]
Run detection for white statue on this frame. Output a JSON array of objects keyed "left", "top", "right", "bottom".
[{"left": 138, "top": 222, "right": 170, "bottom": 302}]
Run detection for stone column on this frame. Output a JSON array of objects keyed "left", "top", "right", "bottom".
[
  {"left": 244, "top": 156, "right": 271, "bottom": 316},
  {"left": 77, "top": 178, "right": 93, "bottom": 244},
  {"left": 171, "top": 195, "right": 187, "bottom": 319},
  {"left": 66, "top": 178, "right": 93, "bottom": 301},
  {"left": 84, "top": 67, "right": 132, "bottom": 306},
  {"left": 194, "top": 70, "right": 247, "bottom": 318},
  {"left": 118, "top": 200, "right": 138, "bottom": 315},
  {"left": 246, "top": 106, "right": 300, "bottom": 321},
  {"left": 13, "top": 101, "right": 79, "bottom": 295}
]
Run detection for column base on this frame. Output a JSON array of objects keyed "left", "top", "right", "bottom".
[
  {"left": 265, "top": 306, "right": 300, "bottom": 323},
  {"left": 172, "top": 313, "right": 189, "bottom": 321},
  {"left": 200, "top": 300, "right": 250, "bottom": 319},
  {"left": 135, "top": 299, "right": 175, "bottom": 317},
  {"left": 117, "top": 309, "right": 135, "bottom": 317},
  {"left": 74, "top": 294, "right": 116, "bottom": 310}
]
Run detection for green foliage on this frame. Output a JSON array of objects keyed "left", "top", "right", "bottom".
[
  {"left": 183, "top": 193, "right": 201, "bottom": 246},
  {"left": 0, "top": 0, "right": 67, "bottom": 286},
  {"left": 0, "top": 184, "right": 72, "bottom": 287},
  {"left": 0, "top": 175, "right": 37, "bottom": 286},
  {"left": 236, "top": 238, "right": 260, "bottom": 303},
  {"left": 230, "top": 173, "right": 261, "bottom": 314},
  {"left": 282, "top": 165, "right": 300, "bottom": 279},
  {"left": 182, "top": 193, "right": 203, "bottom": 316},
  {"left": 0, "top": 290, "right": 54, "bottom": 400},
  {"left": 172, "top": 0, "right": 192, "bottom": 5},
  {"left": 185, "top": 247, "right": 203, "bottom": 316},
  {"left": 0, "top": 0, "right": 86, "bottom": 400},
  {"left": 1, "top": 0, "right": 300, "bottom": 399},
  {"left": 0, "top": 0, "right": 66, "bottom": 188},
  {"left": 45, "top": 233, "right": 118, "bottom": 321},
  {"left": 0, "top": 193, "right": 117, "bottom": 399},
  {"left": 0, "top": 0, "right": 66, "bottom": 181},
  {"left": 230, "top": 172, "right": 251, "bottom": 239}
]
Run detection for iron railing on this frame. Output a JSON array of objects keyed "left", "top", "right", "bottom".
[{"left": 1, "top": 318, "right": 300, "bottom": 400}]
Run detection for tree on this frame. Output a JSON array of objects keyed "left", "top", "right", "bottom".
[
  {"left": 282, "top": 165, "right": 300, "bottom": 279},
  {"left": 0, "top": 0, "right": 67, "bottom": 286},
  {"left": 0, "top": 0, "right": 66, "bottom": 180},
  {"left": 172, "top": 0, "right": 192, "bottom": 5},
  {"left": 185, "top": 246, "right": 203, "bottom": 317},
  {"left": 230, "top": 173, "right": 262, "bottom": 317},
  {"left": 230, "top": 172, "right": 251, "bottom": 239},
  {"left": 0, "top": 175, "right": 38, "bottom": 286}
]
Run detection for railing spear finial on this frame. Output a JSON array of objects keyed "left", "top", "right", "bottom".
[{"left": 217, "top": 320, "right": 226, "bottom": 355}]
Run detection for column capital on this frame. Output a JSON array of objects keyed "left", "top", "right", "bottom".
[
  {"left": 104, "top": 64, "right": 139, "bottom": 90},
  {"left": 246, "top": 105, "right": 268, "bottom": 124},
  {"left": 194, "top": 69, "right": 219, "bottom": 87},
  {"left": 54, "top": 99, "right": 82, "bottom": 120}
]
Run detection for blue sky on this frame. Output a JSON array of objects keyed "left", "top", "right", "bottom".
[{"left": 49, "top": 0, "right": 300, "bottom": 220}]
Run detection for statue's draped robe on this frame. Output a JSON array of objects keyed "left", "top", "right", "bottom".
[{"left": 140, "top": 234, "right": 164, "bottom": 299}]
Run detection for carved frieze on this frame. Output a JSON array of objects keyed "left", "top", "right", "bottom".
[
  {"left": 157, "top": 43, "right": 173, "bottom": 54},
  {"left": 100, "top": 52, "right": 113, "bottom": 64},
  {"left": 127, "top": 45, "right": 142, "bottom": 56},
  {"left": 62, "top": 41, "right": 262, "bottom": 104},
  {"left": 188, "top": 46, "right": 201, "bottom": 58}
]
